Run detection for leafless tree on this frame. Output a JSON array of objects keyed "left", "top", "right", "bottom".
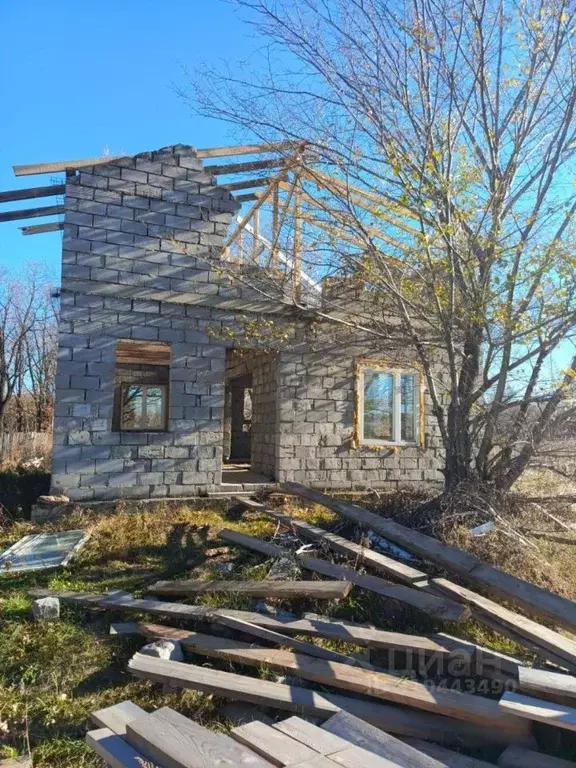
[
  {"left": 182, "top": 0, "right": 576, "bottom": 492},
  {"left": 0, "top": 265, "right": 58, "bottom": 433}
]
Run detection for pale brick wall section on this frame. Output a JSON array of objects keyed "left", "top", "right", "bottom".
[
  {"left": 50, "top": 142, "right": 445, "bottom": 500},
  {"left": 51, "top": 145, "right": 239, "bottom": 500}
]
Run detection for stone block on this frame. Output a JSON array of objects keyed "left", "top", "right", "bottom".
[{"left": 32, "top": 597, "right": 60, "bottom": 622}]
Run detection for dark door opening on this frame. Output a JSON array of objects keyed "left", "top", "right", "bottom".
[{"left": 226, "top": 373, "right": 252, "bottom": 462}]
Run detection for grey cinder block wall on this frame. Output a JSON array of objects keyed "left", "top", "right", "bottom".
[{"left": 50, "top": 144, "right": 445, "bottom": 500}]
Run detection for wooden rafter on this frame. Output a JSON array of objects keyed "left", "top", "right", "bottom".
[
  {"left": 12, "top": 140, "right": 302, "bottom": 177},
  {"left": 223, "top": 176, "right": 274, "bottom": 192},
  {"left": 207, "top": 157, "right": 283, "bottom": 177},
  {"left": 21, "top": 221, "right": 64, "bottom": 236},
  {"left": 0, "top": 204, "right": 64, "bottom": 224},
  {"left": 0, "top": 184, "right": 65, "bottom": 204}
]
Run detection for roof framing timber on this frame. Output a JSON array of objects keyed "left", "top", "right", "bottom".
[
  {"left": 0, "top": 184, "right": 65, "bottom": 204},
  {"left": 0, "top": 204, "right": 65, "bottom": 224},
  {"left": 21, "top": 221, "right": 64, "bottom": 236},
  {"left": 12, "top": 140, "right": 301, "bottom": 177}
]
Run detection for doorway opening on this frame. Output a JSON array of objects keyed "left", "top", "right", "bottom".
[{"left": 222, "top": 348, "right": 278, "bottom": 486}]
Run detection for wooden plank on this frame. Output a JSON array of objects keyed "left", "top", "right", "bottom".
[
  {"left": 91, "top": 700, "right": 147, "bottom": 735},
  {"left": 297, "top": 555, "right": 469, "bottom": 622},
  {"left": 518, "top": 666, "right": 576, "bottom": 702},
  {"left": 273, "top": 716, "right": 358, "bottom": 755},
  {"left": 231, "top": 720, "right": 319, "bottom": 766},
  {"left": 151, "top": 629, "right": 530, "bottom": 734},
  {"left": 197, "top": 141, "right": 299, "bottom": 159},
  {"left": 219, "top": 527, "right": 469, "bottom": 622},
  {"left": 213, "top": 614, "right": 371, "bottom": 667},
  {"left": 234, "top": 498, "right": 427, "bottom": 584},
  {"left": 148, "top": 579, "right": 353, "bottom": 599},
  {"left": 128, "top": 653, "right": 520, "bottom": 747},
  {"left": 223, "top": 176, "right": 274, "bottom": 192},
  {"left": 0, "top": 184, "right": 65, "bottom": 203},
  {"left": 322, "top": 710, "right": 446, "bottom": 768},
  {"left": 116, "top": 339, "right": 170, "bottom": 365},
  {"left": 328, "top": 746, "right": 408, "bottom": 768},
  {"left": 499, "top": 690, "right": 576, "bottom": 732},
  {"left": 432, "top": 578, "right": 576, "bottom": 672},
  {"left": 402, "top": 739, "right": 497, "bottom": 767},
  {"left": 34, "top": 588, "right": 475, "bottom": 660},
  {"left": 21, "top": 221, "right": 63, "bottom": 235},
  {"left": 0, "top": 204, "right": 64, "bottom": 223},
  {"left": 283, "top": 483, "right": 576, "bottom": 633},
  {"left": 126, "top": 706, "right": 274, "bottom": 768},
  {"left": 208, "top": 157, "right": 283, "bottom": 176},
  {"left": 237, "top": 193, "right": 259, "bottom": 202},
  {"left": 86, "top": 727, "right": 152, "bottom": 768},
  {"left": 498, "top": 745, "right": 576, "bottom": 767}
]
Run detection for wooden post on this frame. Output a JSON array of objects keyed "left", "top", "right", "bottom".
[
  {"left": 271, "top": 182, "right": 279, "bottom": 270},
  {"left": 293, "top": 185, "right": 302, "bottom": 302},
  {"left": 252, "top": 208, "right": 260, "bottom": 264}
]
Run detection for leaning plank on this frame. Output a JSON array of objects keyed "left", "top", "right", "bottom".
[
  {"left": 86, "top": 728, "right": 151, "bottom": 768},
  {"left": 233, "top": 497, "right": 427, "bottom": 584},
  {"left": 218, "top": 528, "right": 469, "bottom": 622},
  {"left": 499, "top": 690, "right": 576, "bottom": 732},
  {"left": 432, "top": 578, "right": 576, "bottom": 672},
  {"left": 213, "top": 614, "right": 372, "bottom": 668},
  {"left": 155, "top": 629, "right": 530, "bottom": 734},
  {"left": 21, "top": 221, "right": 64, "bottom": 235},
  {"left": 91, "top": 700, "right": 147, "bottom": 735},
  {"left": 498, "top": 745, "right": 576, "bottom": 767},
  {"left": 30, "top": 588, "right": 475, "bottom": 660},
  {"left": 231, "top": 720, "right": 319, "bottom": 766},
  {"left": 283, "top": 483, "right": 576, "bottom": 633},
  {"left": 322, "top": 710, "right": 447, "bottom": 768},
  {"left": 128, "top": 653, "right": 519, "bottom": 747},
  {"left": 518, "top": 666, "right": 576, "bottom": 701},
  {"left": 126, "top": 706, "right": 274, "bottom": 768},
  {"left": 148, "top": 579, "right": 353, "bottom": 600}
]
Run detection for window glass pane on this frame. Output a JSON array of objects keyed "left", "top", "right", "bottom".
[
  {"left": 145, "top": 386, "right": 165, "bottom": 429},
  {"left": 122, "top": 385, "right": 144, "bottom": 429},
  {"left": 363, "top": 370, "right": 393, "bottom": 441},
  {"left": 401, "top": 374, "right": 416, "bottom": 441}
]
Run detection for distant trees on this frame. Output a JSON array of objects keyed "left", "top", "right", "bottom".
[
  {"left": 0, "top": 265, "right": 58, "bottom": 433},
  {"left": 185, "top": 0, "right": 576, "bottom": 493}
]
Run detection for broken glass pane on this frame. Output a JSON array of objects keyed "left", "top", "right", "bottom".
[{"left": 363, "top": 370, "right": 393, "bottom": 441}]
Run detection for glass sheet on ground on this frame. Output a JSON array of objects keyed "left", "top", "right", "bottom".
[{"left": 0, "top": 530, "right": 89, "bottom": 573}]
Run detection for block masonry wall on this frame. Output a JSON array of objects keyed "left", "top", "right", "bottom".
[{"left": 50, "top": 143, "right": 446, "bottom": 500}]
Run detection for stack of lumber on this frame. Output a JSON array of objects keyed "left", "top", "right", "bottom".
[{"left": 87, "top": 698, "right": 576, "bottom": 768}]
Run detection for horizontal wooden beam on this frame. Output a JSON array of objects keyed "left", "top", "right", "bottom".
[
  {"left": 21, "top": 221, "right": 64, "bottom": 236},
  {"left": 223, "top": 176, "right": 275, "bottom": 192},
  {"left": 208, "top": 157, "right": 283, "bottom": 176},
  {"left": 0, "top": 204, "right": 64, "bottom": 223},
  {"left": 148, "top": 579, "right": 353, "bottom": 600},
  {"left": 13, "top": 141, "right": 300, "bottom": 177},
  {"left": 235, "top": 192, "right": 259, "bottom": 203},
  {"left": 0, "top": 184, "right": 65, "bottom": 203}
]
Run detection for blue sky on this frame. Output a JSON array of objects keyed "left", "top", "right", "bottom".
[{"left": 0, "top": 0, "right": 254, "bottom": 280}]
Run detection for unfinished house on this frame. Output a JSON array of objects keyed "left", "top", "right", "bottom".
[{"left": 8, "top": 143, "right": 446, "bottom": 500}]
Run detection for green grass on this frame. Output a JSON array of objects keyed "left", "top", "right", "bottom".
[{"left": 0, "top": 495, "right": 573, "bottom": 765}]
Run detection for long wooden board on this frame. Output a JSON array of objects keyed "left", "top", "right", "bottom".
[
  {"left": 128, "top": 653, "right": 523, "bottom": 747},
  {"left": 498, "top": 745, "right": 576, "bottom": 767},
  {"left": 92, "top": 700, "right": 147, "bottom": 735},
  {"left": 402, "top": 738, "right": 496, "bottom": 768},
  {"left": 431, "top": 579, "right": 576, "bottom": 672},
  {"left": 147, "top": 629, "right": 529, "bottom": 734},
  {"left": 0, "top": 184, "right": 65, "bottom": 203},
  {"left": 28, "top": 588, "right": 477, "bottom": 660},
  {"left": 518, "top": 666, "right": 576, "bottom": 701},
  {"left": 499, "top": 690, "right": 576, "bottom": 732},
  {"left": 213, "top": 614, "right": 371, "bottom": 668},
  {"left": 86, "top": 727, "right": 150, "bottom": 768},
  {"left": 148, "top": 579, "right": 353, "bottom": 600},
  {"left": 283, "top": 483, "right": 576, "bottom": 632},
  {"left": 0, "top": 204, "right": 64, "bottom": 223},
  {"left": 218, "top": 528, "right": 469, "bottom": 622},
  {"left": 233, "top": 497, "right": 427, "bottom": 584},
  {"left": 126, "top": 706, "right": 274, "bottom": 767}
]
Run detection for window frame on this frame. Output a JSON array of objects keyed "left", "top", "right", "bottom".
[
  {"left": 120, "top": 382, "right": 168, "bottom": 432},
  {"left": 358, "top": 366, "right": 420, "bottom": 446}
]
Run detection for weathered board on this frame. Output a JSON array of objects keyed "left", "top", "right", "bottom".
[
  {"left": 283, "top": 483, "right": 576, "bottom": 632},
  {"left": 231, "top": 720, "right": 319, "bottom": 766},
  {"left": 499, "top": 691, "right": 576, "bottom": 732},
  {"left": 497, "top": 745, "right": 576, "bottom": 767},
  {"left": 518, "top": 666, "right": 576, "bottom": 701},
  {"left": 86, "top": 728, "right": 151, "bottom": 768},
  {"left": 128, "top": 653, "right": 518, "bottom": 746},
  {"left": 148, "top": 579, "right": 353, "bottom": 600},
  {"left": 91, "top": 700, "right": 147, "bottom": 735}
]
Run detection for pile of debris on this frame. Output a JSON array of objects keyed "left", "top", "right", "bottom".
[{"left": 30, "top": 484, "right": 576, "bottom": 767}]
